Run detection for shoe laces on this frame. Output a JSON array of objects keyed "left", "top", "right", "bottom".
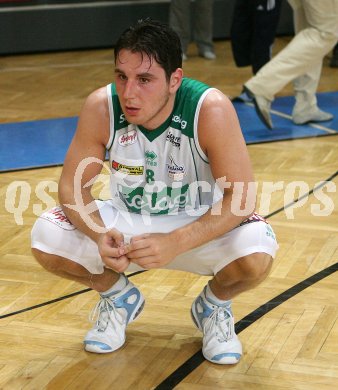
[
  {"left": 89, "top": 296, "right": 123, "bottom": 332},
  {"left": 204, "top": 305, "right": 234, "bottom": 343}
]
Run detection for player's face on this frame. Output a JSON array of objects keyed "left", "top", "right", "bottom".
[{"left": 115, "top": 49, "right": 182, "bottom": 130}]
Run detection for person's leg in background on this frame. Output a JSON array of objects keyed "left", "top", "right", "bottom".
[
  {"left": 291, "top": 0, "right": 337, "bottom": 124},
  {"left": 194, "top": 0, "right": 216, "bottom": 59},
  {"left": 244, "top": 0, "right": 338, "bottom": 128},
  {"left": 230, "top": 0, "right": 256, "bottom": 102},
  {"left": 231, "top": 0, "right": 282, "bottom": 103},
  {"left": 169, "top": 0, "right": 191, "bottom": 60},
  {"left": 230, "top": 0, "right": 254, "bottom": 69},
  {"left": 251, "top": 0, "right": 283, "bottom": 74}
]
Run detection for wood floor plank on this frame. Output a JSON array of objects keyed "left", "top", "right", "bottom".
[{"left": 0, "top": 38, "right": 337, "bottom": 389}]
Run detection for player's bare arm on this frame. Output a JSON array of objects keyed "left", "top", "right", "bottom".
[
  {"left": 59, "top": 87, "right": 109, "bottom": 242},
  {"left": 58, "top": 87, "right": 130, "bottom": 269},
  {"left": 171, "top": 90, "right": 255, "bottom": 253}
]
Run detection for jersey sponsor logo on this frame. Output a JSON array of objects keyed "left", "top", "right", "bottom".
[
  {"left": 118, "top": 129, "right": 137, "bottom": 146},
  {"left": 119, "top": 113, "right": 127, "bottom": 124},
  {"left": 145, "top": 150, "right": 157, "bottom": 167},
  {"left": 166, "top": 130, "right": 181, "bottom": 148},
  {"left": 167, "top": 155, "right": 185, "bottom": 180},
  {"left": 112, "top": 160, "right": 144, "bottom": 175},
  {"left": 172, "top": 114, "right": 187, "bottom": 130},
  {"left": 117, "top": 182, "right": 191, "bottom": 214}
]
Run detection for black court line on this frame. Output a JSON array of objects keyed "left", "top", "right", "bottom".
[
  {"left": 0, "top": 270, "right": 145, "bottom": 320},
  {"left": 153, "top": 170, "right": 338, "bottom": 388},
  {"left": 0, "top": 288, "right": 91, "bottom": 320},
  {"left": 2, "top": 170, "right": 336, "bottom": 320},
  {"left": 154, "top": 262, "right": 338, "bottom": 390},
  {"left": 0, "top": 172, "right": 337, "bottom": 387},
  {"left": 265, "top": 170, "right": 338, "bottom": 219},
  {"left": 0, "top": 171, "right": 336, "bottom": 318}
]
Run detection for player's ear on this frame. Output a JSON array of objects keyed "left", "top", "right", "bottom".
[{"left": 169, "top": 68, "right": 183, "bottom": 93}]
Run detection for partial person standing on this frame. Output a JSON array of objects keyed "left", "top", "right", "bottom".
[
  {"left": 243, "top": 0, "right": 338, "bottom": 129},
  {"left": 169, "top": 0, "right": 216, "bottom": 60},
  {"left": 231, "top": 0, "right": 283, "bottom": 103},
  {"left": 231, "top": 0, "right": 283, "bottom": 75}
]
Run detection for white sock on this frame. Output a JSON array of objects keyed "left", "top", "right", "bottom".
[
  {"left": 205, "top": 283, "right": 231, "bottom": 307},
  {"left": 101, "top": 274, "right": 127, "bottom": 297}
]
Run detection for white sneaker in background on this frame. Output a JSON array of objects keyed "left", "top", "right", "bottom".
[
  {"left": 292, "top": 107, "right": 333, "bottom": 125},
  {"left": 200, "top": 51, "right": 216, "bottom": 60}
]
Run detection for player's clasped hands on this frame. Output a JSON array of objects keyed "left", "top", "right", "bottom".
[
  {"left": 127, "top": 233, "right": 179, "bottom": 269},
  {"left": 98, "top": 229, "right": 131, "bottom": 273},
  {"left": 98, "top": 230, "right": 179, "bottom": 272}
]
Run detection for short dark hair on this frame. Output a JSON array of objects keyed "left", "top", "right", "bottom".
[{"left": 114, "top": 19, "right": 183, "bottom": 81}]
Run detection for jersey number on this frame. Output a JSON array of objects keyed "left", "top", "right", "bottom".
[{"left": 146, "top": 169, "right": 155, "bottom": 183}]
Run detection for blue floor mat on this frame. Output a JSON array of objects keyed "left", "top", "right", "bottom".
[
  {"left": 233, "top": 91, "right": 338, "bottom": 144},
  {"left": 1, "top": 117, "right": 78, "bottom": 172},
  {"left": 1, "top": 92, "right": 337, "bottom": 172}
]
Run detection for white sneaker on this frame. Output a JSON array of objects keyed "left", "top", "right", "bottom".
[
  {"left": 191, "top": 286, "right": 242, "bottom": 364},
  {"left": 84, "top": 276, "right": 145, "bottom": 353},
  {"left": 292, "top": 107, "right": 333, "bottom": 125},
  {"left": 199, "top": 50, "right": 216, "bottom": 60}
]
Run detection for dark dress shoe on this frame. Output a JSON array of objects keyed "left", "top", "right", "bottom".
[{"left": 243, "top": 86, "right": 273, "bottom": 129}]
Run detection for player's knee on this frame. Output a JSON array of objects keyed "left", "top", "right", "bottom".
[
  {"left": 215, "top": 252, "right": 273, "bottom": 288},
  {"left": 31, "top": 248, "right": 60, "bottom": 274},
  {"left": 241, "top": 252, "right": 273, "bottom": 282}
]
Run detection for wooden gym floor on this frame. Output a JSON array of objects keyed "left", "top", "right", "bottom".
[{"left": 0, "top": 38, "right": 337, "bottom": 389}]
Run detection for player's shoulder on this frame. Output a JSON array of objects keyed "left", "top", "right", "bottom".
[
  {"left": 180, "top": 77, "right": 210, "bottom": 97},
  {"left": 76, "top": 86, "right": 110, "bottom": 132},
  {"left": 203, "top": 88, "right": 231, "bottom": 107},
  {"left": 83, "top": 86, "right": 108, "bottom": 109},
  {"left": 199, "top": 88, "right": 234, "bottom": 122},
  {"left": 77, "top": 86, "right": 110, "bottom": 124},
  {"left": 176, "top": 78, "right": 223, "bottom": 115}
]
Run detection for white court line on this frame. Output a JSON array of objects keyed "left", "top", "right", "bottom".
[{"left": 245, "top": 101, "right": 337, "bottom": 134}]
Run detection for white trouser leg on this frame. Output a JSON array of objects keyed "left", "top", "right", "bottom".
[{"left": 292, "top": 0, "right": 338, "bottom": 114}]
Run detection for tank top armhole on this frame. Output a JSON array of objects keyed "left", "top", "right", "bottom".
[
  {"left": 193, "top": 88, "right": 217, "bottom": 163},
  {"left": 105, "top": 84, "right": 115, "bottom": 150}
]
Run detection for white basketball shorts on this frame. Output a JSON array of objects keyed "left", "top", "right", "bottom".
[{"left": 31, "top": 200, "right": 279, "bottom": 276}]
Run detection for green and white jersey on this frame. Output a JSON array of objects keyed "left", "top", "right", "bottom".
[{"left": 106, "top": 77, "right": 223, "bottom": 215}]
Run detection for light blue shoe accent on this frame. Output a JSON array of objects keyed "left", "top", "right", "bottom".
[
  {"left": 191, "top": 295, "right": 213, "bottom": 331},
  {"left": 106, "top": 286, "right": 142, "bottom": 324},
  {"left": 83, "top": 340, "right": 112, "bottom": 351},
  {"left": 211, "top": 353, "right": 241, "bottom": 362}
]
